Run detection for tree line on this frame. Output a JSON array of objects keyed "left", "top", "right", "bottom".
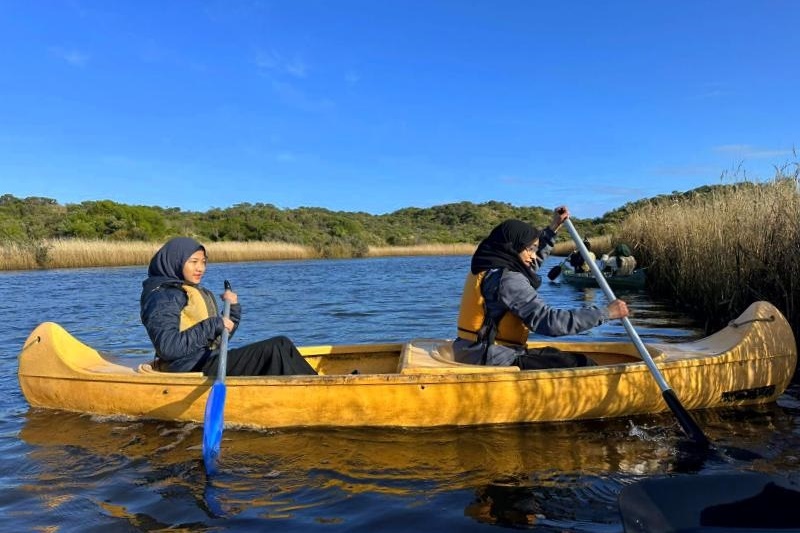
[
  {"left": 0, "top": 186, "right": 734, "bottom": 257},
  {"left": 0, "top": 194, "right": 611, "bottom": 255}
]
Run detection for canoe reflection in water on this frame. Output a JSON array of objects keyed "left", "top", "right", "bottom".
[
  {"left": 464, "top": 475, "right": 628, "bottom": 529},
  {"left": 465, "top": 477, "right": 544, "bottom": 527},
  {"left": 18, "top": 398, "right": 798, "bottom": 528}
]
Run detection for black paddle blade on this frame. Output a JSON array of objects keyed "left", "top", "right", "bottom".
[
  {"left": 547, "top": 265, "right": 562, "bottom": 281},
  {"left": 662, "top": 389, "right": 710, "bottom": 448}
]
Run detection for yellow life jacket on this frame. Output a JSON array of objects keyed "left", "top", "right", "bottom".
[
  {"left": 180, "top": 284, "right": 220, "bottom": 346},
  {"left": 456, "top": 271, "right": 529, "bottom": 346}
]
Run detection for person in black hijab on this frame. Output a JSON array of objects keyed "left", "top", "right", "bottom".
[
  {"left": 140, "top": 237, "right": 317, "bottom": 376},
  {"left": 471, "top": 219, "right": 544, "bottom": 289},
  {"left": 454, "top": 206, "right": 628, "bottom": 369},
  {"left": 568, "top": 239, "right": 595, "bottom": 274}
]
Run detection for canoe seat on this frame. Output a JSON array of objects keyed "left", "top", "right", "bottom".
[
  {"left": 400, "top": 340, "right": 520, "bottom": 374},
  {"left": 137, "top": 363, "right": 203, "bottom": 377}
]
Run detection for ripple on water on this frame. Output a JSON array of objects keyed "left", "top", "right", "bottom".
[{"left": 2, "top": 257, "right": 798, "bottom": 532}]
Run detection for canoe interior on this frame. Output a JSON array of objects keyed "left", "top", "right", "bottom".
[
  {"left": 298, "top": 342, "right": 640, "bottom": 375},
  {"left": 22, "top": 320, "right": 645, "bottom": 379},
  {"left": 300, "top": 344, "right": 405, "bottom": 375}
]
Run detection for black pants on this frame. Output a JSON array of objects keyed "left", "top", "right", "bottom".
[
  {"left": 513, "top": 346, "right": 596, "bottom": 370},
  {"left": 202, "top": 336, "right": 317, "bottom": 377}
]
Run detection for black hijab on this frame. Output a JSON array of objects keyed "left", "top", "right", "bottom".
[
  {"left": 141, "top": 237, "right": 206, "bottom": 305},
  {"left": 471, "top": 219, "right": 542, "bottom": 288}
]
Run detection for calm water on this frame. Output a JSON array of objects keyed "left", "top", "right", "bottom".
[{"left": 2, "top": 255, "right": 799, "bottom": 532}]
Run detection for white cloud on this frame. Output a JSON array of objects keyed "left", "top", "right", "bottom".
[
  {"left": 274, "top": 152, "right": 297, "bottom": 162},
  {"left": 691, "top": 89, "right": 729, "bottom": 100},
  {"left": 285, "top": 58, "right": 307, "bottom": 78},
  {"left": 713, "top": 144, "right": 793, "bottom": 158},
  {"left": 50, "top": 46, "right": 89, "bottom": 67},
  {"left": 650, "top": 164, "right": 718, "bottom": 177},
  {"left": 256, "top": 49, "right": 308, "bottom": 78},
  {"left": 689, "top": 82, "right": 730, "bottom": 100},
  {"left": 345, "top": 70, "right": 361, "bottom": 86},
  {"left": 271, "top": 81, "right": 334, "bottom": 113}
]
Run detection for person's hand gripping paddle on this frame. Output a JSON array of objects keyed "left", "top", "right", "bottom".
[{"left": 564, "top": 218, "right": 709, "bottom": 447}]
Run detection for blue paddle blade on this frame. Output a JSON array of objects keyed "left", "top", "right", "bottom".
[{"left": 202, "top": 381, "right": 226, "bottom": 475}]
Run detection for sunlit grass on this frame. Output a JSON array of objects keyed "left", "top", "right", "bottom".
[
  {"left": 0, "top": 239, "right": 317, "bottom": 270},
  {"left": 0, "top": 235, "right": 623, "bottom": 271},
  {"left": 619, "top": 166, "right": 800, "bottom": 333},
  {"left": 204, "top": 241, "right": 315, "bottom": 262},
  {"left": 552, "top": 234, "right": 613, "bottom": 257},
  {"left": 368, "top": 244, "right": 476, "bottom": 257},
  {"left": 0, "top": 240, "right": 478, "bottom": 270}
]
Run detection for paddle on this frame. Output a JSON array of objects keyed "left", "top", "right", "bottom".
[
  {"left": 563, "top": 219, "right": 710, "bottom": 447},
  {"left": 202, "top": 279, "right": 232, "bottom": 475},
  {"left": 547, "top": 258, "right": 567, "bottom": 281}
]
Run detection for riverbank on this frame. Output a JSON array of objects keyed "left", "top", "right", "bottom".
[
  {"left": 0, "top": 239, "right": 479, "bottom": 271},
  {"left": 619, "top": 172, "right": 800, "bottom": 336},
  {"left": 0, "top": 235, "right": 624, "bottom": 271}
]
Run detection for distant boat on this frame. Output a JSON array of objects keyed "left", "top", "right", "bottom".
[
  {"left": 559, "top": 266, "right": 647, "bottom": 290},
  {"left": 17, "top": 301, "right": 795, "bottom": 430}
]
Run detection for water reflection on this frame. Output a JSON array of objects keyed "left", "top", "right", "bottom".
[
  {"left": 17, "top": 398, "right": 798, "bottom": 530},
  {"left": 3, "top": 256, "right": 797, "bottom": 531}
]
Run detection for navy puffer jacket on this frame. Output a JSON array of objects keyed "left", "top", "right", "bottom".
[{"left": 140, "top": 237, "right": 240, "bottom": 372}]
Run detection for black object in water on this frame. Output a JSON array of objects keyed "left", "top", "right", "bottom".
[{"left": 618, "top": 472, "right": 800, "bottom": 532}]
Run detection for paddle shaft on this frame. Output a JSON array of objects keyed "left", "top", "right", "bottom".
[
  {"left": 216, "top": 279, "right": 232, "bottom": 381},
  {"left": 202, "top": 279, "right": 233, "bottom": 475},
  {"left": 563, "top": 219, "right": 709, "bottom": 446}
]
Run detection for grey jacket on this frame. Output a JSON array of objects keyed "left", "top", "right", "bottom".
[{"left": 453, "top": 268, "right": 608, "bottom": 366}]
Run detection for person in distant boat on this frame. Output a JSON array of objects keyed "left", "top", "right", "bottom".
[
  {"left": 140, "top": 237, "right": 317, "bottom": 376},
  {"left": 453, "top": 207, "right": 629, "bottom": 370},
  {"left": 568, "top": 239, "right": 595, "bottom": 274},
  {"left": 601, "top": 243, "right": 637, "bottom": 276}
]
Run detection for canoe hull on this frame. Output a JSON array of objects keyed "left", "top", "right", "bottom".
[{"left": 18, "top": 301, "right": 797, "bottom": 429}]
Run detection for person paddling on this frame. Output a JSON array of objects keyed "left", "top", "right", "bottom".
[
  {"left": 453, "top": 207, "right": 628, "bottom": 369},
  {"left": 568, "top": 239, "right": 596, "bottom": 274}
]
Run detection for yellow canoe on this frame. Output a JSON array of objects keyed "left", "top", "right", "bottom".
[{"left": 18, "top": 301, "right": 797, "bottom": 429}]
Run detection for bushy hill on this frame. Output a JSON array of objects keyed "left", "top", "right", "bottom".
[
  {"left": 0, "top": 195, "right": 600, "bottom": 256},
  {"left": 4, "top": 185, "right": 753, "bottom": 256}
]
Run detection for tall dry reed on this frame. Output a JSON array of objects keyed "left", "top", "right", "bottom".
[
  {"left": 0, "top": 240, "right": 481, "bottom": 270},
  {"left": 619, "top": 172, "right": 800, "bottom": 333},
  {"left": 368, "top": 243, "right": 476, "bottom": 257},
  {"left": 552, "top": 235, "right": 613, "bottom": 257},
  {"left": 0, "top": 239, "right": 317, "bottom": 270}
]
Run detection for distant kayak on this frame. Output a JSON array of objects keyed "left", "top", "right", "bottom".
[
  {"left": 559, "top": 266, "right": 647, "bottom": 290},
  {"left": 618, "top": 472, "right": 800, "bottom": 532}
]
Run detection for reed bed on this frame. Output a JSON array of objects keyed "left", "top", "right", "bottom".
[
  {"left": 204, "top": 242, "right": 315, "bottom": 262},
  {"left": 552, "top": 234, "right": 613, "bottom": 257},
  {"left": 619, "top": 172, "right": 800, "bottom": 334},
  {"left": 368, "top": 243, "right": 476, "bottom": 257},
  {"left": 0, "top": 235, "right": 618, "bottom": 271},
  {"left": 0, "top": 239, "right": 317, "bottom": 270},
  {"left": 0, "top": 240, "right": 481, "bottom": 271}
]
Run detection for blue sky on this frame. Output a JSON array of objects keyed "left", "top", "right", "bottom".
[{"left": 1, "top": 1, "right": 797, "bottom": 218}]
